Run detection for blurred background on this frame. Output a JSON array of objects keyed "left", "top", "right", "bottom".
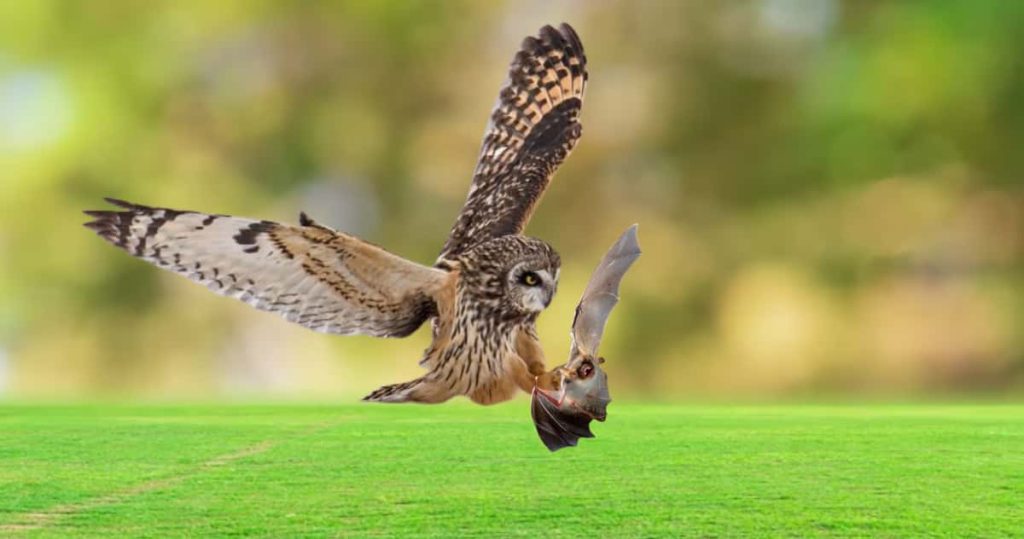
[{"left": 1, "top": 1, "right": 1021, "bottom": 400}]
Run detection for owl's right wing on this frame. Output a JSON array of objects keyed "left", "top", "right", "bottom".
[
  {"left": 85, "top": 198, "right": 449, "bottom": 338},
  {"left": 438, "top": 23, "right": 587, "bottom": 261}
]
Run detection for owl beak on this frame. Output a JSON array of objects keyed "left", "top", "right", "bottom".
[{"left": 542, "top": 284, "right": 556, "bottom": 308}]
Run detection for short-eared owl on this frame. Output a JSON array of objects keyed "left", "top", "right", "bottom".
[{"left": 85, "top": 23, "right": 587, "bottom": 405}]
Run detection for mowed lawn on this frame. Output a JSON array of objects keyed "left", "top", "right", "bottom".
[{"left": 1, "top": 403, "right": 1021, "bottom": 537}]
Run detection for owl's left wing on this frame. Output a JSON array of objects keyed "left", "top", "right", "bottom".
[
  {"left": 438, "top": 23, "right": 587, "bottom": 261},
  {"left": 85, "top": 198, "right": 448, "bottom": 338}
]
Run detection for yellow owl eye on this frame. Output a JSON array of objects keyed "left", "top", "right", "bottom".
[{"left": 520, "top": 272, "right": 540, "bottom": 286}]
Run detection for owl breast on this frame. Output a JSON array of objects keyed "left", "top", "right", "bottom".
[{"left": 421, "top": 286, "right": 530, "bottom": 402}]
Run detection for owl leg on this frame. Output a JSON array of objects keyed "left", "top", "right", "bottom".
[
  {"left": 514, "top": 337, "right": 555, "bottom": 393},
  {"left": 514, "top": 328, "right": 549, "bottom": 382},
  {"left": 362, "top": 376, "right": 453, "bottom": 404},
  {"left": 469, "top": 377, "right": 519, "bottom": 405},
  {"left": 533, "top": 367, "right": 564, "bottom": 392}
]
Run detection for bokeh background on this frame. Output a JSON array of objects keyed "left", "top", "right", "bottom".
[{"left": 1, "top": 1, "right": 1021, "bottom": 400}]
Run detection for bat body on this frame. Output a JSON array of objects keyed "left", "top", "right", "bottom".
[{"left": 531, "top": 225, "right": 641, "bottom": 451}]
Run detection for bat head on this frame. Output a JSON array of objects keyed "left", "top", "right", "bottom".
[{"left": 530, "top": 354, "right": 611, "bottom": 451}]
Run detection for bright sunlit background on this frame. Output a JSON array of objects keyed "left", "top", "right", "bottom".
[{"left": 1, "top": 1, "right": 1021, "bottom": 400}]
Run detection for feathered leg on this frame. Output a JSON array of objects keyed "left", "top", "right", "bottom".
[{"left": 362, "top": 376, "right": 454, "bottom": 404}]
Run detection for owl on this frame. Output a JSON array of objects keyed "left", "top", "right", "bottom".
[{"left": 85, "top": 23, "right": 587, "bottom": 406}]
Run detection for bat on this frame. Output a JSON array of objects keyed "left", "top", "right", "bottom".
[{"left": 531, "top": 225, "right": 641, "bottom": 451}]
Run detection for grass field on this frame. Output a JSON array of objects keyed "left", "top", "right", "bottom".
[{"left": 1, "top": 402, "right": 1021, "bottom": 537}]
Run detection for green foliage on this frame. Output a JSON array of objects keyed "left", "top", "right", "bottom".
[
  {"left": 1, "top": 403, "right": 1022, "bottom": 536},
  {"left": 0, "top": 1, "right": 1021, "bottom": 397}
]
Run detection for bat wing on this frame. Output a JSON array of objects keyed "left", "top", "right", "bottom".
[
  {"left": 529, "top": 226, "right": 639, "bottom": 452},
  {"left": 531, "top": 388, "right": 595, "bottom": 451},
  {"left": 570, "top": 225, "right": 641, "bottom": 358}
]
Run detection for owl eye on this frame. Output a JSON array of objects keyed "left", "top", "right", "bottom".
[{"left": 520, "top": 271, "right": 541, "bottom": 286}]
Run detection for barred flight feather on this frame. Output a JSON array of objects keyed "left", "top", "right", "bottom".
[
  {"left": 439, "top": 23, "right": 587, "bottom": 260},
  {"left": 85, "top": 198, "right": 448, "bottom": 338}
]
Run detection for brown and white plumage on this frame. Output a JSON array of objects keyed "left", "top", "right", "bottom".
[
  {"left": 439, "top": 23, "right": 587, "bottom": 261},
  {"left": 85, "top": 23, "right": 587, "bottom": 407},
  {"left": 365, "top": 236, "right": 560, "bottom": 404},
  {"left": 85, "top": 198, "right": 449, "bottom": 338}
]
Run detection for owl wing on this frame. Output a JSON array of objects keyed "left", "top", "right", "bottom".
[
  {"left": 438, "top": 23, "right": 587, "bottom": 261},
  {"left": 85, "top": 198, "right": 449, "bottom": 338}
]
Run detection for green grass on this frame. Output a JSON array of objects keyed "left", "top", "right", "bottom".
[{"left": 1, "top": 403, "right": 1021, "bottom": 537}]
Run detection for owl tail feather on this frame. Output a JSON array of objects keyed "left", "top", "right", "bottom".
[{"left": 362, "top": 376, "right": 453, "bottom": 404}]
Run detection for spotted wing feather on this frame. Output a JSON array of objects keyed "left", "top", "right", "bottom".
[
  {"left": 439, "top": 23, "right": 587, "bottom": 260},
  {"left": 84, "top": 198, "right": 448, "bottom": 337}
]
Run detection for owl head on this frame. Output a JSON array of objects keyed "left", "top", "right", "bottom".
[{"left": 457, "top": 235, "right": 561, "bottom": 317}]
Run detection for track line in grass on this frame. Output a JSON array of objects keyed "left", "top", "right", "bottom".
[{"left": 0, "top": 419, "right": 340, "bottom": 534}]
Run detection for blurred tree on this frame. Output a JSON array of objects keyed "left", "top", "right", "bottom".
[{"left": 0, "top": 0, "right": 1020, "bottom": 398}]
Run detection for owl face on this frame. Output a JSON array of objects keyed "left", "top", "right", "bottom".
[
  {"left": 457, "top": 235, "right": 561, "bottom": 318},
  {"left": 506, "top": 262, "right": 559, "bottom": 314}
]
